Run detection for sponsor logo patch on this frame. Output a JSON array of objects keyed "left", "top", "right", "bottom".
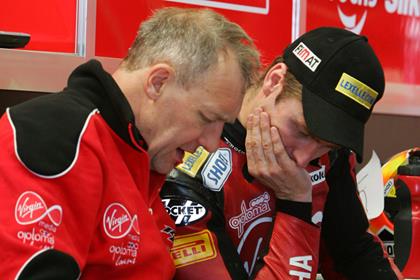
[
  {"left": 171, "top": 230, "right": 217, "bottom": 268},
  {"left": 103, "top": 202, "right": 141, "bottom": 267},
  {"left": 229, "top": 192, "right": 271, "bottom": 237},
  {"left": 15, "top": 191, "right": 62, "bottom": 226},
  {"left": 201, "top": 148, "right": 232, "bottom": 191},
  {"left": 103, "top": 203, "right": 140, "bottom": 239},
  {"left": 162, "top": 199, "right": 207, "bottom": 226},
  {"left": 161, "top": 225, "right": 176, "bottom": 244},
  {"left": 309, "top": 166, "right": 326, "bottom": 186},
  {"left": 336, "top": 72, "right": 378, "bottom": 109},
  {"left": 384, "top": 178, "right": 395, "bottom": 197},
  {"left": 15, "top": 191, "right": 63, "bottom": 249},
  {"left": 292, "top": 42, "right": 322, "bottom": 72},
  {"left": 176, "top": 146, "right": 210, "bottom": 178}
]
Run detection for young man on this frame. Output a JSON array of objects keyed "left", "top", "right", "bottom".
[
  {"left": 0, "top": 8, "right": 260, "bottom": 279},
  {"left": 161, "top": 27, "right": 403, "bottom": 279}
]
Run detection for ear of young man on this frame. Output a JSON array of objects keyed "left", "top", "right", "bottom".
[{"left": 260, "top": 62, "right": 288, "bottom": 106}]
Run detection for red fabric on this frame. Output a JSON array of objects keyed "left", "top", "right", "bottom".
[
  {"left": 0, "top": 113, "right": 175, "bottom": 279},
  {"left": 255, "top": 213, "right": 320, "bottom": 280}
]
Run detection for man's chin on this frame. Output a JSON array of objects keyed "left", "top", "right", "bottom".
[{"left": 150, "top": 161, "right": 175, "bottom": 175}]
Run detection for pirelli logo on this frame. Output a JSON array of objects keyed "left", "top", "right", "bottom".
[
  {"left": 336, "top": 73, "right": 378, "bottom": 109},
  {"left": 171, "top": 230, "right": 217, "bottom": 268},
  {"left": 176, "top": 146, "right": 209, "bottom": 178}
]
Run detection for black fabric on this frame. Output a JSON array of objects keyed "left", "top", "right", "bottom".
[
  {"left": 321, "top": 149, "right": 398, "bottom": 279},
  {"left": 9, "top": 60, "right": 146, "bottom": 176},
  {"left": 16, "top": 249, "right": 80, "bottom": 280},
  {"left": 221, "top": 120, "right": 246, "bottom": 154},
  {"left": 394, "top": 179, "right": 412, "bottom": 271},
  {"left": 276, "top": 199, "right": 312, "bottom": 224},
  {"left": 283, "top": 27, "right": 385, "bottom": 162},
  {"left": 163, "top": 169, "right": 248, "bottom": 280}
]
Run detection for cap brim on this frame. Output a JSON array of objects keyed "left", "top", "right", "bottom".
[{"left": 302, "top": 87, "right": 364, "bottom": 162}]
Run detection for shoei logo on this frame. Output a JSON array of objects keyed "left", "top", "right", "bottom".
[
  {"left": 292, "top": 42, "right": 321, "bottom": 72},
  {"left": 165, "top": 0, "right": 270, "bottom": 14},
  {"left": 201, "top": 148, "right": 232, "bottom": 192},
  {"left": 15, "top": 191, "right": 63, "bottom": 226},
  {"left": 103, "top": 203, "right": 140, "bottom": 239},
  {"left": 336, "top": 72, "right": 378, "bottom": 109}
]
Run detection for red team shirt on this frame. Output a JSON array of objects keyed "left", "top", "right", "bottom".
[{"left": 0, "top": 60, "right": 176, "bottom": 279}]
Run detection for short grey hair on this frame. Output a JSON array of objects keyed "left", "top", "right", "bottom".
[{"left": 123, "top": 7, "right": 260, "bottom": 89}]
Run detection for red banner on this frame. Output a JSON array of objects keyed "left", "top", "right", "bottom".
[
  {"left": 306, "top": 0, "right": 420, "bottom": 85},
  {"left": 0, "top": 0, "right": 77, "bottom": 53},
  {"left": 95, "top": 0, "right": 293, "bottom": 65}
]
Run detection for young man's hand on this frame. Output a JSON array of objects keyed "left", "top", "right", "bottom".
[{"left": 245, "top": 108, "right": 312, "bottom": 202}]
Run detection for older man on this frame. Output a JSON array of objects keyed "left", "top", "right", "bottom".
[{"left": 0, "top": 7, "right": 260, "bottom": 279}]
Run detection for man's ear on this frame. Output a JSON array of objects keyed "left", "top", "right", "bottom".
[
  {"left": 261, "top": 62, "right": 288, "bottom": 98},
  {"left": 144, "top": 64, "right": 174, "bottom": 101}
]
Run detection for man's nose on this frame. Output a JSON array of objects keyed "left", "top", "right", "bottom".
[
  {"left": 198, "top": 121, "right": 224, "bottom": 153},
  {"left": 292, "top": 142, "right": 320, "bottom": 168}
]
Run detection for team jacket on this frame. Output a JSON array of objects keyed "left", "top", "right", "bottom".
[
  {"left": 0, "top": 60, "right": 175, "bottom": 279},
  {"left": 160, "top": 120, "right": 402, "bottom": 280}
]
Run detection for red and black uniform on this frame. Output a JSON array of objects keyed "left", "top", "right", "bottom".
[
  {"left": 161, "top": 120, "right": 402, "bottom": 279},
  {"left": 0, "top": 60, "right": 175, "bottom": 279}
]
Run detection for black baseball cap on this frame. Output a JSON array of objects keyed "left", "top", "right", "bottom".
[{"left": 283, "top": 27, "right": 385, "bottom": 162}]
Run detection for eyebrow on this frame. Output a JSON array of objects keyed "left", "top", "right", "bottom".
[
  {"left": 210, "top": 110, "right": 236, "bottom": 124},
  {"left": 293, "top": 118, "right": 340, "bottom": 149}
]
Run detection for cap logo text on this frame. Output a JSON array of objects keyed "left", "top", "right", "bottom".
[
  {"left": 292, "top": 42, "right": 322, "bottom": 72},
  {"left": 336, "top": 73, "right": 378, "bottom": 109}
]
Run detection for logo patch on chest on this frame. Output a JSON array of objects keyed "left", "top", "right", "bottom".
[
  {"left": 170, "top": 230, "right": 217, "bottom": 268},
  {"left": 103, "top": 202, "right": 141, "bottom": 267},
  {"left": 103, "top": 203, "right": 140, "bottom": 239},
  {"left": 309, "top": 166, "right": 326, "bottom": 186},
  {"left": 201, "top": 148, "right": 232, "bottom": 191},
  {"left": 162, "top": 198, "right": 207, "bottom": 226},
  {"left": 15, "top": 191, "right": 63, "bottom": 249},
  {"left": 229, "top": 192, "right": 271, "bottom": 237}
]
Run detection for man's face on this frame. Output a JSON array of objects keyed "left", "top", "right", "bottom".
[
  {"left": 144, "top": 52, "right": 244, "bottom": 174},
  {"left": 268, "top": 97, "right": 338, "bottom": 168}
]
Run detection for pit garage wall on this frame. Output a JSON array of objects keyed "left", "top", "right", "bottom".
[{"left": 1, "top": 0, "right": 419, "bottom": 166}]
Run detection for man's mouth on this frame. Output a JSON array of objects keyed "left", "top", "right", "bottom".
[{"left": 175, "top": 148, "right": 185, "bottom": 165}]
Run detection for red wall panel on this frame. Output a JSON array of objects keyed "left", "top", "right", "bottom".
[
  {"left": 95, "top": 0, "right": 293, "bottom": 65},
  {"left": 0, "top": 0, "right": 77, "bottom": 53}
]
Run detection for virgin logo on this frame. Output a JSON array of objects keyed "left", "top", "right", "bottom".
[
  {"left": 15, "top": 191, "right": 63, "bottom": 226},
  {"left": 103, "top": 203, "right": 140, "bottom": 239}
]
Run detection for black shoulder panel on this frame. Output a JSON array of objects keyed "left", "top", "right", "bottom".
[
  {"left": 17, "top": 249, "right": 80, "bottom": 280},
  {"left": 9, "top": 92, "right": 96, "bottom": 177}
]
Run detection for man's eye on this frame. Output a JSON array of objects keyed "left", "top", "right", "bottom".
[
  {"left": 199, "top": 112, "right": 212, "bottom": 123},
  {"left": 299, "top": 130, "right": 310, "bottom": 138}
]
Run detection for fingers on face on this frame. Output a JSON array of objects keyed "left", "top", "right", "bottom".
[{"left": 246, "top": 109, "right": 279, "bottom": 178}]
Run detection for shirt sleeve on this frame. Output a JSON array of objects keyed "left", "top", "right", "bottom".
[
  {"left": 319, "top": 150, "right": 403, "bottom": 280},
  {"left": 0, "top": 114, "right": 103, "bottom": 279}
]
